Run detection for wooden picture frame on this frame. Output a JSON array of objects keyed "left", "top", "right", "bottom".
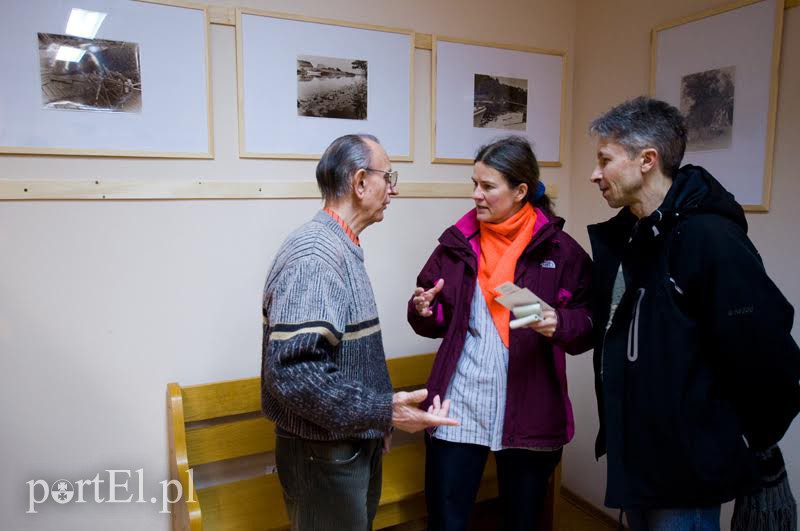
[
  {"left": 236, "top": 9, "right": 414, "bottom": 161},
  {"left": 0, "top": 0, "right": 214, "bottom": 159},
  {"left": 650, "top": 0, "right": 784, "bottom": 211},
  {"left": 431, "top": 36, "right": 567, "bottom": 167}
]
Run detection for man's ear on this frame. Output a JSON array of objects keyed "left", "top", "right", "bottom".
[
  {"left": 352, "top": 168, "right": 368, "bottom": 200},
  {"left": 641, "top": 148, "right": 659, "bottom": 174}
]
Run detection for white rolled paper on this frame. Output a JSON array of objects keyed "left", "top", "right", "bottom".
[
  {"left": 510, "top": 313, "right": 542, "bottom": 329},
  {"left": 512, "top": 303, "right": 542, "bottom": 319}
]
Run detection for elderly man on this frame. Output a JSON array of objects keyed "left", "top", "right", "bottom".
[
  {"left": 587, "top": 97, "right": 799, "bottom": 531},
  {"left": 261, "top": 134, "right": 458, "bottom": 530}
]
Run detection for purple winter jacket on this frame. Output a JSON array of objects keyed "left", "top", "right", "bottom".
[{"left": 408, "top": 208, "right": 594, "bottom": 448}]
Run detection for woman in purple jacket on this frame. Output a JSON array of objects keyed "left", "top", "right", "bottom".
[{"left": 408, "top": 136, "right": 593, "bottom": 531}]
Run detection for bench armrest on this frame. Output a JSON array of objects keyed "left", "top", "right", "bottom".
[{"left": 167, "top": 383, "right": 203, "bottom": 531}]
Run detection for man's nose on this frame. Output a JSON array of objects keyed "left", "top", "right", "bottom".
[{"left": 590, "top": 167, "right": 602, "bottom": 183}]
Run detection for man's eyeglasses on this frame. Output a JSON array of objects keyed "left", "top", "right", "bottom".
[{"left": 366, "top": 168, "right": 399, "bottom": 188}]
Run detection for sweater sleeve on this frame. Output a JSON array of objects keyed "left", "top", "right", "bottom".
[
  {"left": 262, "top": 257, "right": 393, "bottom": 435},
  {"left": 407, "top": 245, "right": 449, "bottom": 339},
  {"left": 678, "top": 216, "right": 800, "bottom": 450},
  {"left": 551, "top": 242, "right": 595, "bottom": 355}
]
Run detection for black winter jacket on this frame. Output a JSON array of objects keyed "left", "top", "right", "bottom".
[{"left": 588, "top": 165, "right": 800, "bottom": 509}]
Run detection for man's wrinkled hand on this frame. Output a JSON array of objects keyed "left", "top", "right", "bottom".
[{"left": 391, "top": 388, "right": 459, "bottom": 433}]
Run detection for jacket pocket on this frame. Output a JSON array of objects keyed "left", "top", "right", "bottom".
[{"left": 685, "top": 393, "right": 752, "bottom": 488}]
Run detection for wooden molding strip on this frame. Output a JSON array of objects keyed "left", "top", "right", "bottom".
[
  {"left": 208, "top": 4, "right": 236, "bottom": 25},
  {"left": 205, "top": 0, "right": 798, "bottom": 27},
  {"left": 209, "top": 6, "right": 235, "bottom": 25},
  {"left": 414, "top": 33, "right": 433, "bottom": 50},
  {"left": 433, "top": 157, "right": 562, "bottom": 168},
  {"left": 0, "top": 180, "right": 557, "bottom": 200},
  {"left": 210, "top": 0, "right": 797, "bottom": 27},
  {"left": 208, "top": 7, "right": 438, "bottom": 49},
  {"left": 0, "top": 180, "right": 473, "bottom": 200},
  {"left": 652, "top": 0, "right": 765, "bottom": 33},
  {"left": 209, "top": 0, "right": 796, "bottom": 25}
]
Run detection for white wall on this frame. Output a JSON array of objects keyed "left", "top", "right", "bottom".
[
  {"left": 563, "top": 2, "right": 800, "bottom": 528},
  {"left": 0, "top": 0, "right": 577, "bottom": 529}
]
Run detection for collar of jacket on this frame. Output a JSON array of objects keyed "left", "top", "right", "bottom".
[
  {"left": 587, "top": 188, "right": 687, "bottom": 253},
  {"left": 588, "top": 163, "right": 747, "bottom": 251},
  {"left": 587, "top": 206, "right": 637, "bottom": 255},
  {"left": 437, "top": 207, "right": 565, "bottom": 271}
]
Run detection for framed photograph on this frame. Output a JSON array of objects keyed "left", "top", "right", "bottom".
[
  {"left": 651, "top": 0, "right": 783, "bottom": 211},
  {"left": 38, "top": 32, "right": 143, "bottom": 113},
  {"left": 0, "top": 0, "right": 213, "bottom": 158},
  {"left": 432, "top": 36, "right": 566, "bottom": 166},
  {"left": 237, "top": 9, "right": 414, "bottom": 161}
]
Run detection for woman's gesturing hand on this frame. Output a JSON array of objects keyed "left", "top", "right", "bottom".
[{"left": 412, "top": 278, "right": 445, "bottom": 317}]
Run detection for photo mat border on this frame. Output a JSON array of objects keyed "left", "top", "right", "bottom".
[
  {"left": 431, "top": 35, "right": 568, "bottom": 167},
  {"left": 235, "top": 8, "right": 415, "bottom": 162},
  {"left": 0, "top": 0, "right": 215, "bottom": 159}
]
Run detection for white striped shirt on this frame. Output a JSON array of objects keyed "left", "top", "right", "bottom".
[{"left": 434, "top": 282, "right": 561, "bottom": 451}]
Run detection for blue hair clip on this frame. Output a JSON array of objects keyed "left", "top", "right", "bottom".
[{"left": 534, "top": 181, "right": 546, "bottom": 201}]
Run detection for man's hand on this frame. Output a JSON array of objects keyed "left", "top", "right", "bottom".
[
  {"left": 391, "top": 388, "right": 459, "bottom": 433},
  {"left": 527, "top": 308, "right": 558, "bottom": 337},
  {"left": 412, "top": 279, "right": 445, "bottom": 317}
]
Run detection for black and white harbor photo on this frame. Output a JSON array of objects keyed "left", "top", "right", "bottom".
[
  {"left": 473, "top": 74, "right": 528, "bottom": 131},
  {"left": 297, "top": 55, "right": 368, "bottom": 120}
]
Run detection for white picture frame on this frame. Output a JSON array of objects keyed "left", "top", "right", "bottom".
[
  {"left": 0, "top": 0, "right": 213, "bottom": 158},
  {"left": 651, "top": 0, "right": 783, "bottom": 211},
  {"left": 432, "top": 36, "right": 566, "bottom": 166},
  {"left": 236, "top": 9, "right": 414, "bottom": 161}
]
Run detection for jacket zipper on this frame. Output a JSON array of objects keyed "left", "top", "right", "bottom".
[
  {"left": 627, "top": 288, "right": 645, "bottom": 362},
  {"left": 600, "top": 309, "right": 613, "bottom": 382},
  {"left": 600, "top": 265, "right": 624, "bottom": 382}
]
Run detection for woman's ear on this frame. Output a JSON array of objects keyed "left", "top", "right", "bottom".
[{"left": 515, "top": 182, "right": 528, "bottom": 203}]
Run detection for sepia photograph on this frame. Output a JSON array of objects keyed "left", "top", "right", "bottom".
[
  {"left": 297, "top": 55, "right": 368, "bottom": 120},
  {"left": 680, "top": 66, "right": 735, "bottom": 152},
  {"left": 38, "top": 33, "right": 142, "bottom": 113},
  {"left": 473, "top": 73, "right": 528, "bottom": 131}
]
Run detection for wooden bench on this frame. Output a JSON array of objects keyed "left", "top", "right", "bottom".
[{"left": 167, "top": 352, "right": 561, "bottom": 530}]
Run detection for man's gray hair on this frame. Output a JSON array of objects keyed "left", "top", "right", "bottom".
[
  {"left": 316, "top": 134, "right": 380, "bottom": 201},
  {"left": 589, "top": 96, "right": 687, "bottom": 177}
]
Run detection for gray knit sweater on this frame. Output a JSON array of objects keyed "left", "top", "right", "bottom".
[{"left": 261, "top": 211, "right": 393, "bottom": 440}]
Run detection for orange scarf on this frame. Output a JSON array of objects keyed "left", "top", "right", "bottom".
[{"left": 478, "top": 203, "right": 537, "bottom": 347}]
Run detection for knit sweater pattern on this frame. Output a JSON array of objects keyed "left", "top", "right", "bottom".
[{"left": 261, "top": 211, "right": 393, "bottom": 440}]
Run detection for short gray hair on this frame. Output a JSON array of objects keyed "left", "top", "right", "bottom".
[
  {"left": 589, "top": 96, "right": 687, "bottom": 177},
  {"left": 316, "top": 134, "right": 380, "bottom": 201}
]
